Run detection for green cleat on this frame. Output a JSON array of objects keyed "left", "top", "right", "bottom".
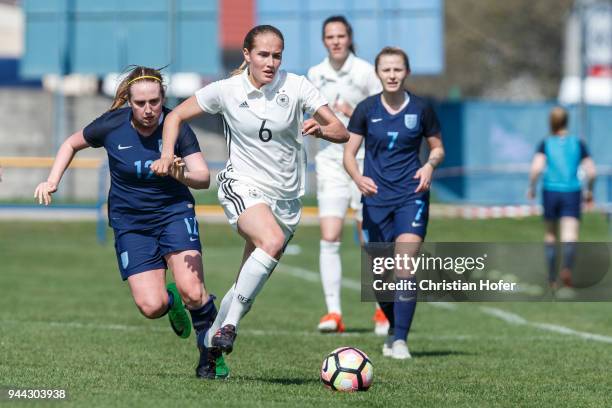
[
  {"left": 215, "top": 354, "right": 230, "bottom": 379},
  {"left": 166, "top": 283, "right": 191, "bottom": 339}
]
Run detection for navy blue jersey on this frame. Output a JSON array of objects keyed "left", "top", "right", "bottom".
[
  {"left": 348, "top": 93, "right": 441, "bottom": 206},
  {"left": 83, "top": 107, "right": 201, "bottom": 230}
]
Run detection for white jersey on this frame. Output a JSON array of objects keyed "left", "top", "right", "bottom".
[
  {"left": 307, "top": 53, "right": 382, "bottom": 160},
  {"left": 195, "top": 69, "right": 327, "bottom": 200}
]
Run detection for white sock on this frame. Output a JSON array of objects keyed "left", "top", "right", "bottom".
[
  {"left": 320, "top": 240, "right": 342, "bottom": 315},
  {"left": 204, "top": 283, "right": 235, "bottom": 347},
  {"left": 222, "top": 248, "right": 278, "bottom": 328}
]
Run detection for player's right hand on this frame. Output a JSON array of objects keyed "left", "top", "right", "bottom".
[
  {"left": 356, "top": 176, "right": 378, "bottom": 196},
  {"left": 34, "top": 181, "right": 57, "bottom": 206},
  {"left": 526, "top": 187, "right": 535, "bottom": 200},
  {"left": 151, "top": 156, "right": 174, "bottom": 176}
]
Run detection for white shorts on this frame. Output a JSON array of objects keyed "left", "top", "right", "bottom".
[
  {"left": 217, "top": 176, "right": 302, "bottom": 241},
  {"left": 315, "top": 154, "right": 363, "bottom": 222}
]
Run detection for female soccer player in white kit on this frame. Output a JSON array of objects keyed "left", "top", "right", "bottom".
[
  {"left": 307, "top": 16, "right": 385, "bottom": 334},
  {"left": 152, "top": 25, "right": 348, "bottom": 361}
]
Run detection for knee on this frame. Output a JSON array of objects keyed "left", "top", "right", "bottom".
[
  {"left": 321, "top": 231, "right": 341, "bottom": 242},
  {"left": 258, "top": 233, "right": 286, "bottom": 258},
  {"left": 178, "top": 285, "right": 204, "bottom": 309},
  {"left": 135, "top": 297, "right": 167, "bottom": 319}
]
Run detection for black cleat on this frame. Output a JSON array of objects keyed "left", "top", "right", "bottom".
[
  {"left": 196, "top": 346, "right": 218, "bottom": 379},
  {"left": 211, "top": 324, "right": 237, "bottom": 354}
]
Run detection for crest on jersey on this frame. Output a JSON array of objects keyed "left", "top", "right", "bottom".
[
  {"left": 276, "top": 93, "right": 290, "bottom": 108},
  {"left": 248, "top": 188, "right": 261, "bottom": 199},
  {"left": 404, "top": 114, "right": 418, "bottom": 129}
]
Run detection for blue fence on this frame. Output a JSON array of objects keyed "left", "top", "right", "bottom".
[{"left": 434, "top": 101, "right": 612, "bottom": 205}]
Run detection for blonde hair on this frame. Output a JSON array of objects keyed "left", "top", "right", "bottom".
[{"left": 110, "top": 66, "right": 164, "bottom": 111}]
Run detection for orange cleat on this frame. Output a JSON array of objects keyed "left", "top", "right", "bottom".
[
  {"left": 373, "top": 307, "right": 390, "bottom": 336},
  {"left": 317, "top": 312, "right": 345, "bottom": 333}
]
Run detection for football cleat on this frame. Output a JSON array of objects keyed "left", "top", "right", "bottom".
[
  {"left": 391, "top": 340, "right": 412, "bottom": 360},
  {"left": 211, "top": 324, "right": 237, "bottom": 354},
  {"left": 373, "top": 308, "right": 390, "bottom": 336},
  {"left": 560, "top": 268, "right": 573, "bottom": 288},
  {"left": 196, "top": 346, "right": 230, "bottom": 379},
  {"left": 317, "top": 313, "right": 345, "bottom": 333},
  {"left": 166, "top": 283, "right": 191, "bottom": 339}
]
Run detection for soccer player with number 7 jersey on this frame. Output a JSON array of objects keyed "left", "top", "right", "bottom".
[
  {"left": 344, "top": 47, "right": 445, "bottom": 360},
  {"left": 151, "top": 25, "right": 348, "bottom": 373}
]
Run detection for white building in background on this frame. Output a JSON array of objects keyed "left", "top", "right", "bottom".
[{"left": 559, "top": 0, "right": 612, "bottom": 105}]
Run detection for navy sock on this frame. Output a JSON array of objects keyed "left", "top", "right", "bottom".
[
  {"left": 378, "top": 302, "right": 395, "bottom": 330},
  {"left": 189, "top": 295, "right": 217, "bottom": 348},
  {"left": 545, "top": 243, "right": 557, "bottom": 283},
  {"left": 562, "top": 242, "right": 576, "bottom": 270},
  {"left": 393, "top": 278, "right": 417, "bottom": 342}
]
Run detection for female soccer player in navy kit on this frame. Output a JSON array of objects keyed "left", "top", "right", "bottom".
[
  {"left": 527, "top": 106, "right": 596, "bottom": 288},
  {"left": 344, "top": 47, "right": 445, "bottom": 359},
  {"left": 34, "top": 66, "right": 227, "bottom": 379},
  {"left": 152, "top": 25, "right": 347, "bottom": 366}
]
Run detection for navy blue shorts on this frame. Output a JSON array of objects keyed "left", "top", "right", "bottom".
[
  {"left": 542, "top": 190, "right": 581, "bottom": 220},
  {"left": 113, "top": 217, "right": 202, "bottom": 280},
  {"left": 362, "top": 196, "right": 429, "bottom": 243}
]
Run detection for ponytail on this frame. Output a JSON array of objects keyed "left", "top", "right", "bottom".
[{"left": 230, "top": 61, "right": 248, "bottom": 77}]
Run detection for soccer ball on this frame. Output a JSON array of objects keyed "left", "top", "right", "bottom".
[{"left": 320, "top": 347, "right": 373, "bottom": 392}]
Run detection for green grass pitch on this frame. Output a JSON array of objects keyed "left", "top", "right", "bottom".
[{"left": 1, "top": 214, "right": 611, "bottom": 407}]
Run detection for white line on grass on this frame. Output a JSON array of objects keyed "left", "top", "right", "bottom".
[
  {"left": 480, "top": 306, "right": 612, "bottom": 344},
  {"left": 279, "top": 264, "right": 612, "bottom": 344}
]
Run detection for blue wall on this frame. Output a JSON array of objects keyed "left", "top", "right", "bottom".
[{"left": 434, "top": 102, "right": 612, "bottom": 205}]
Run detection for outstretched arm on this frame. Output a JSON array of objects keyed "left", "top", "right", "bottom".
[
  {"left": 168, "top": 152, "right": 210, "bottom": 190},
  {"left": 302, "top": 105, "right": 349, "bottom": 143},
  {"left": 34, "top": 130, "right": 90, "bottom": 205},
  {"left": 151, "top": 96, "right": 204, "bottom": 176}
]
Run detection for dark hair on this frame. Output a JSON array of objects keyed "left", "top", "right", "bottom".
[
  {"left": 322, "top": 15, "right": 355, "bottom": 54},
  {"left": 231, "top": 25, "right": 285, "bottom": 76},
  {"left": 550, "top": 106, "right": 568, "bottom": 134},
  {"left": 110, "top": 66, "right": 164, "bottom": 111},
  {"left": 374, "top": 46, "right": 411, "bottom": 72}
]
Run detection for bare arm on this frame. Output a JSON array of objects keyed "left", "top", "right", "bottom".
[
  {"left": 414, "top": 133, "right": 445, "bottom": 193},
  {"left": 169, "top": 152, "right": 210, "bottom": 189},
  {"left": 527, "top": 153, "right": 546, "bottom": 199},
  {"left": 34, "top": 130, "right": 90, "bottom": 205},
  {"left": 581, "top": 157, "right": 596, "bottom": 203},
  {"left": 151, "top": 96, "right": 204, "bottom": 176},
  {"left": 343, "top": 132, "right": 378, "bottom": 196},
  {"left": 302, "top": 105, "right": 349, "bottom": 143}
]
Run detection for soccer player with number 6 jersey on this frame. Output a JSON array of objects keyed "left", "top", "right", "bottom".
[
  {"left": 34, "top": 66, "right": 228, "bottom": 379},
  {"left": 344, "top": 47, "right": 445, "bottom": 360},
  {"left": 151, "top": 25, "right": 348, "bottom": 373}
]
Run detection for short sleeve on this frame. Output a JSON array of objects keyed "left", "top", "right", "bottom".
[
  {"left": 82, "top": 108, "right": 127, "bottom": 148},
  {"left": 365, "top": 69, "right": 382, "bottom": 96},
  {"left": 347, "top": 100, "right": 368, "bottom": 136},
  {"left": 195, "top": 81, "right": 223, "bottom": 114},
  {"left": 176, "top": 123, "right": 201, "bottom": 157},
  {"left": 422, "top": 103, "right": 441, "bottom": 137},
  {"left": 579, "top": 140, "right": 590, "bottom": 159},
  {"left": 299, "top": 76, "right": 327, "bottom": 115},
  {"left": 536, "top": 140, "right": 545, "bottom": 154}
]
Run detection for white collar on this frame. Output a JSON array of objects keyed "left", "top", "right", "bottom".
[
  {"left": 325, "top": 52, "right": 355, "bottom": 76},
  {"left": 241, "top": 67, "right": 283, "bottom": 96}
]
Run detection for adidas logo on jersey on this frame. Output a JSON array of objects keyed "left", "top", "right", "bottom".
[{"left": 239, "top": 101, "right": 249, "bottom": 108}]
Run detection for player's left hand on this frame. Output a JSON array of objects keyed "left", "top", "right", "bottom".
[
  {"left": 169, "top": 157, "right": 186, "bottom": 182},
  {"left": 584, "top": 190, "right": 594, "bottom": 209},
  {"left": 414, "top": 163, "right": 433, "bottom": 192},
  {"left": 302, "top": 118, "right": 323, "bottom": 138},
  {"left": 151, "top": 156, "right": 174, "bottom": 176}
]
